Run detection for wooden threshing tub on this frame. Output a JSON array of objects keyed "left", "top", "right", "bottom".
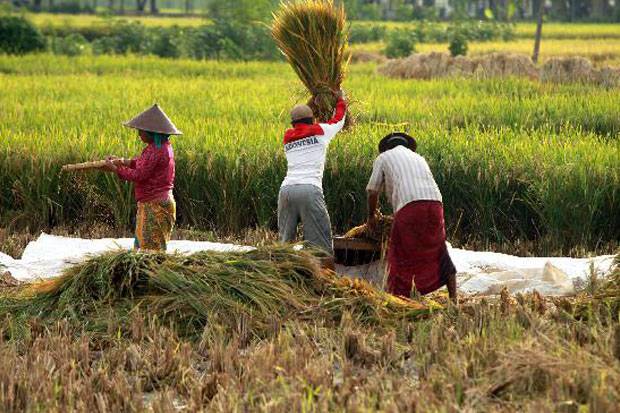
[{"left": 333, "top": 236, "right": 382, "bottom": 267}]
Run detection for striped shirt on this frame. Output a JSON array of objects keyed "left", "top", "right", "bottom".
[{"left": 366, "top": 145, "right": 442, "bottom": 213}]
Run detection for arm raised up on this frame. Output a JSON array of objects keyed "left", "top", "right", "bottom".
[{"left": 318, "top": 90, "right": 347, "bottom": 140}]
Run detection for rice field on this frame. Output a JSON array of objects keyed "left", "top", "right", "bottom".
[
  {"left": 356, "top": 21, "right": 620, "bottom": 40},
  {"left": 0, "top": 54, "right": 618, "bottom": 255},
  {"left": 28, "top": 13, "right": 620, "bottom": 39},
  {"left": 513, "top": 22, "right": 620, "bottom": 39},
  {"left": 25, "top": 13, "right": 620, "bottom": 66},
  {"left": 28, "top": 11, "right": 209, "bottom": 28},
  {"left": 1, "top": 252, "right": 618, "bottom": 411},
  {"left": 353, "top": 38, "right": 620, "bottom": 66},
  {"left": 1, "top": 18, "right": 619, "bottom": 412},
  {"left": 419, "top": 38, "right": 620, "bottom": 66}
]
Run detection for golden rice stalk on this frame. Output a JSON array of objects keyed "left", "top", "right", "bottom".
[
  {"left": 271, "top": 0, "right": 351, "bottom": 124},
  {"left": 343, "top": 213, "right": 393, "bottom": 241},
  {"left": 25, "top": 277, "right": 67, "bottom": 295}
]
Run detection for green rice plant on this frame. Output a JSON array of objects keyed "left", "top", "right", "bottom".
[
  {"left": 29, "top": 12, "right": 208, "bottom": 31},
  {"left": 513, "top": 22, "right": 620, "bottom": 40},
  {"left": 271, "top": 0, "right": 351, "bottom": 122},
  {"left": 26, "top": 13, "right": 620, "bottom": 41},
  {"left": 0, "top": 55, "right": 618, "bottom": 254}
]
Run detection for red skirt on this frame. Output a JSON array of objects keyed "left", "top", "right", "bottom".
[{"left": 387, "top": 200, "right": 456, "bottom": 297}]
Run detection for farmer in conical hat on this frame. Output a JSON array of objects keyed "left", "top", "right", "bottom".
[
  {"left": 366, "top": 133, "right": 458, "bottom": 302},
  {"left": 278, "top": 90, "right": 347, "bottom": 268},
  {"left": 101, "top": 104, "right": 181, "bottom": 251}
]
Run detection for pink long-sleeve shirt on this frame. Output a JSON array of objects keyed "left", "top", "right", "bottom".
[{"left": 116, "top": 142, "right": 175, "bottom": 203}]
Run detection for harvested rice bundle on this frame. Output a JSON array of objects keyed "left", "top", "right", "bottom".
[
  {"left": 344, "top": 213, "right": 393, "bottom": 242},
  {"left": 378, "top": 52, "right": 474, "bottom": 80},
  {"left": 379, "top": 52, "right": 538, "bottom": 81},
  {"left": 272, "top": 0, "right": 351, "bottom": 124},
  {"left": 2, "top": 246, "right": 436, "bottom": 338},
  {"left": 314, "top": 271, "right": 439, "bottom": 323},
  {"left": 541, "top": 56, "right": 595, "bottom": 84},
  {"left": 474, "top": 53, "right": 539, "bottom": 80},
  {"left": 350, "top": 50, "right": 386, "bottom": 64},
  {"left": 596, "top": 67, "right": 620, "bottom": 88},
  {"left": 574, "top": 253, "right": 619, "bottom": 319},
  {"left": 541, "top": 56, "right": 620, "bottom": 87}
]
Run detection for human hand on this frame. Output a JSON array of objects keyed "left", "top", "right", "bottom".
[
  {"left": 106, "top": 156, "right": 126, "bottom": 167},
  {"left": 367, "top": 212, "right": 378, "bottom": 234},
  {"left": 334, "top": 89, "right": 346, "bottom": 101},
  {"left": 101, "top": 158, "right": 118, "bottom": 173}
]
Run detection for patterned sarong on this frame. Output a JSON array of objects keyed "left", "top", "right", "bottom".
[
  {"left": 134, "top": 197, "right": 176, "bottom": 251},
  {"left": 387, "top": 200, "right": 456, "bottom": 297}
]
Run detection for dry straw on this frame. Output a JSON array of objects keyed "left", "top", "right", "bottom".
[
  {"left": 541, "top": 56, "right": 620, "bottom": 87},
  {"left": 344, "top": 213, "right": 393, "bottom": 242},
  {"left": 1, "top": 247, "right": 437, "bottom": 338},
  {"left": 379, "top": 52, "right": 538, "bottom": 80},
  {"left": 541, "top": 56, "right": 595, "bottom": 83},
  {"left": 574, "top": 253, "right": 620, "bottom": 319},
  {"left": 271, "top": 0, "right": 351, "bottom": 123},
  {"left": 380, "top": 52, "right": 620, "bottom": 88},
  {"left": 350, "top": 50, "right": 386, "bottom": 64}
]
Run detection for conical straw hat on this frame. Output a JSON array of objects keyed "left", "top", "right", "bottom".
[{"left": 123, "top": 104, "right": 183, "bottom": 135}]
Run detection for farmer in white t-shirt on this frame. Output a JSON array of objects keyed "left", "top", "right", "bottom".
[{"left": 278, "top": 90, "right": 347, "bottom": 266}]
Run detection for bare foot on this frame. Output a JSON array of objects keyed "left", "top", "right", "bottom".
[{"left": 447, "top": 272, "right": 458, "bottom": 304}]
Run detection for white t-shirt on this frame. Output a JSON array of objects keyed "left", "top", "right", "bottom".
[
  {"left": 281, "top": 117, "right": 346, "bottom": 190},
  {"left": 366, "top": 145, "right": 442, "bottom": 213}
]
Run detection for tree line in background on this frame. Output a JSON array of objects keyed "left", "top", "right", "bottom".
[
  {"left": 0, "top": 11, "right": 512, "bottom": 58},
  {"left": 3, "top": 0, "right": 620, "bottom": 22}
]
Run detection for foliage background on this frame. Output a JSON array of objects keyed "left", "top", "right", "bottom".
[{"left": 0, "top": 56, "right": 618, "bottom": 255}]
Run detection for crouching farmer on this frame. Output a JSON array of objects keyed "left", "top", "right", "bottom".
[
  {"left": 102, "top": 104, "right": 181, "bottom": 251},
  {"left": 366, "top": 133, "right": 457, "bottom": 301},
  {"left": 278, "top": 90, "right": 347, "bottom": 268}
]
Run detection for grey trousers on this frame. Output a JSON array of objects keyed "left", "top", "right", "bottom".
[{"left": 278, "top": 184, "right": 334, "bottom": 255}]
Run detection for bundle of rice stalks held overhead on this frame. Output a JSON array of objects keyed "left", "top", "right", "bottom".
[
  {"left": 0, "top": 246, "right": 437, "bottom": 339},
  {"left": 272, "top": 0, "right": 351, "bottom": 125}
]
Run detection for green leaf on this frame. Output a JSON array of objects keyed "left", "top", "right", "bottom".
[{"left": 484, "top": 8, "right": 494, "bottom": 20}]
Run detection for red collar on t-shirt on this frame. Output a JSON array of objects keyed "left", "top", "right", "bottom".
[
  {"left": 283, "top": 123, "right": 325, "bottom": 144},
  {"left": 282, "top": 98, "right": 346, "bottom": 144}
]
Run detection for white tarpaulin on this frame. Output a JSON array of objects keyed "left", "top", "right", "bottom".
[
  {"left": 449, "top": 248, "right": 614, "bottom": 296},
  {"left": 0, "top": 233, "right": 253, "bottom": 281},
  {"left": 0, "top": 233, "right": 615, "bottom": 296}
]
